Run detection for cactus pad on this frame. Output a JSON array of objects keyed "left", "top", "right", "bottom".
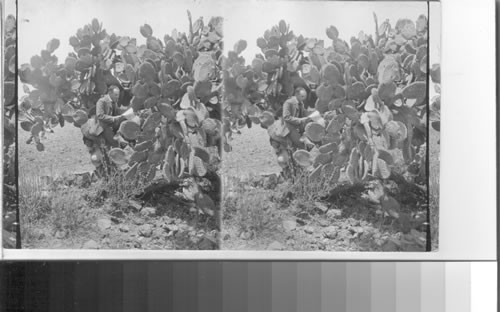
[
  {"left": 293, "top": 150, "right": 313, "bottom": 167},
  {"left": 401, "top": 81, "right": 426, "bottom": 99},
  {"left": 305, "top": 122, "right": 325, "bottom": 142},
  {"left": 139, "top": 62, "right": 156, "bottom": 82},
  {"left": 109, "top": 148, "right": 128, "bottom": 165},
  {"left": 320, "top": 64, "right": 341, "bottom": 86},
  {"left": 119, "top": 120, "right": 140, "bottom": 140},
  {"left": 73, "top": 110, "right": 88, "bottom": 127}
]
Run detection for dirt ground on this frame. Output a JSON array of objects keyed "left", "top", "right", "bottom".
[
  {"left": 19, "top": 124, "right": 93, "bottom": 177},
  {"left": 221, "top": 125, "right": 281, "bottom": 179}
]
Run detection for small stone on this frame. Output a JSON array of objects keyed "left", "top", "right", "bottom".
[
  {"left": 327, "top": 209, "right": 342, "bottom": 219},
  {"left": 119, "top": 225, "right": 130, "bottom": 233},
  {"left": 102, "top": 204, "right": 114, "bottom": 213},
  {"left": 267, "top": 241, "right": 285, "bottom": 250},
  {"left": 152, "top": 228, "right": 164, "bottom": 239},
  {"left": 165, "top": 224, "right": 179, "bottom": 233},
  {"left": 282, "top": 219, "right": 297, "bottom": 231},
  {"left": 101, "top": 237, "right": 110, "bottom": 245},
  {"left": 35, "top": 230, "right": 45, "bottom": 240},
  {"left": 296, "top": 212, "right": 311, "bottom": 220},
  {"left": 223, "top": 234, "right": 231, "bottom": 240},
  {"left": 318, "top": 219, "right": 330, "bottom": 227},
  {"left": 353, "top": 226, "right": 364, "bottom": 234},
  {"left": 198, "top": 236, "right": 217, "bottom": 250},
  {"left": 141, "top": 207, "right": 157, "bottom": 217},
  {"left": 127, "top": 200, "right": 143, "bottom": 211},
  {"left": 295, "top": 218, "right": 307, "bottom": 226},
  {"left": 304, "top": 226, "right": 314, "bottom": 234},
  {"left": 240, "top": 231, "right": 253, "bottom": 240},
  {"left": 314, "top": 201, "right": 329, "bottom": 213},
  {"left": 323, "top": 226, "right": 338, "bottom": 239},
  {"left": 134, "top": 218, "right": 145, "bottom": 226},
  {"left": 55, "top": 230, "right": 67, "bottom": 239},
  {"left": 82, "top": 240, "right": 99, "bottom": 249},
  {"left": 139, "top": 224, "right": 153, "bottom": 238},
  {"left": 110, "top": 210, "right": 125, "bottom": 219},
  {"left": 97, "top": 218, "right": 112, "bottom": 230}
]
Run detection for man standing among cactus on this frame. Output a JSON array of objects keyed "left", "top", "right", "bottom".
[
  {"left": 272, "top": 87, "right": 314, "bottom": 178},
  {"left": 96, "top": 85, "right": 129, "bottom": 148},
  {"left": 282, "top": 87, "right": 314, "bottom": 149}
]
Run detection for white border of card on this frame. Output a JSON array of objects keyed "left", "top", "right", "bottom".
[{"left": 2, "top": 0, "right": 496, "bottom": 260}]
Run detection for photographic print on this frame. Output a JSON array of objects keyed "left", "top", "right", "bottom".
[
  {"left": 14, "top": 0, "right": 223, "bottom": 250},
  {"left": 4, "top": 0, "right": 442, "bottom": 255},
  {"left": 221, "top": 1, "right": 440, "bottom": 252}
]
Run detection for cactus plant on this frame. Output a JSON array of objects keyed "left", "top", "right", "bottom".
[
  {"left": 18, "top": 13, "right": 224, "bottom": 211},
  {"left": 222, "top": 14, "right": 430, "bottom": 192}
]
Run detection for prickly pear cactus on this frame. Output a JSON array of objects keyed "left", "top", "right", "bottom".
[
  {"left": 18, "top": 13, "right": 224, "bottom": 205},
  {"left": 225, "top": 15, "right": 429, "bottom": 185}
]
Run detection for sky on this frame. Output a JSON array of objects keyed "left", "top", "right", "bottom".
[
  {"left": 224, "top": 1, "right": 435, "bottom": 62},
  {"left": 18, "top": 0, "right": 225, "bottom": 64},
  {"left": 18, "top": 0, "right": 439, "bottom": 65}
]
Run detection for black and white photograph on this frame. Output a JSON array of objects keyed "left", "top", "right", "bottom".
[
  {"left": 11, "top": 0, "right": 224, "bottom": 250},
  {"left": 220, "top": 1, "right": 441, "bottom": 251},
  {"left": 2, "top": 0, "right": 444, "bottom": 253}
]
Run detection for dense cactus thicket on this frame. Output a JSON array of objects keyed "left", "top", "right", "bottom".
[
  {"left": 3, "top": 14, "right": 18, "bottom": 248},
  {"left": 18, "top": 12, "right": 223, "bottom": 207},
  {"left": 223, "top": 14, "right": 438, "bottom": 187}
]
